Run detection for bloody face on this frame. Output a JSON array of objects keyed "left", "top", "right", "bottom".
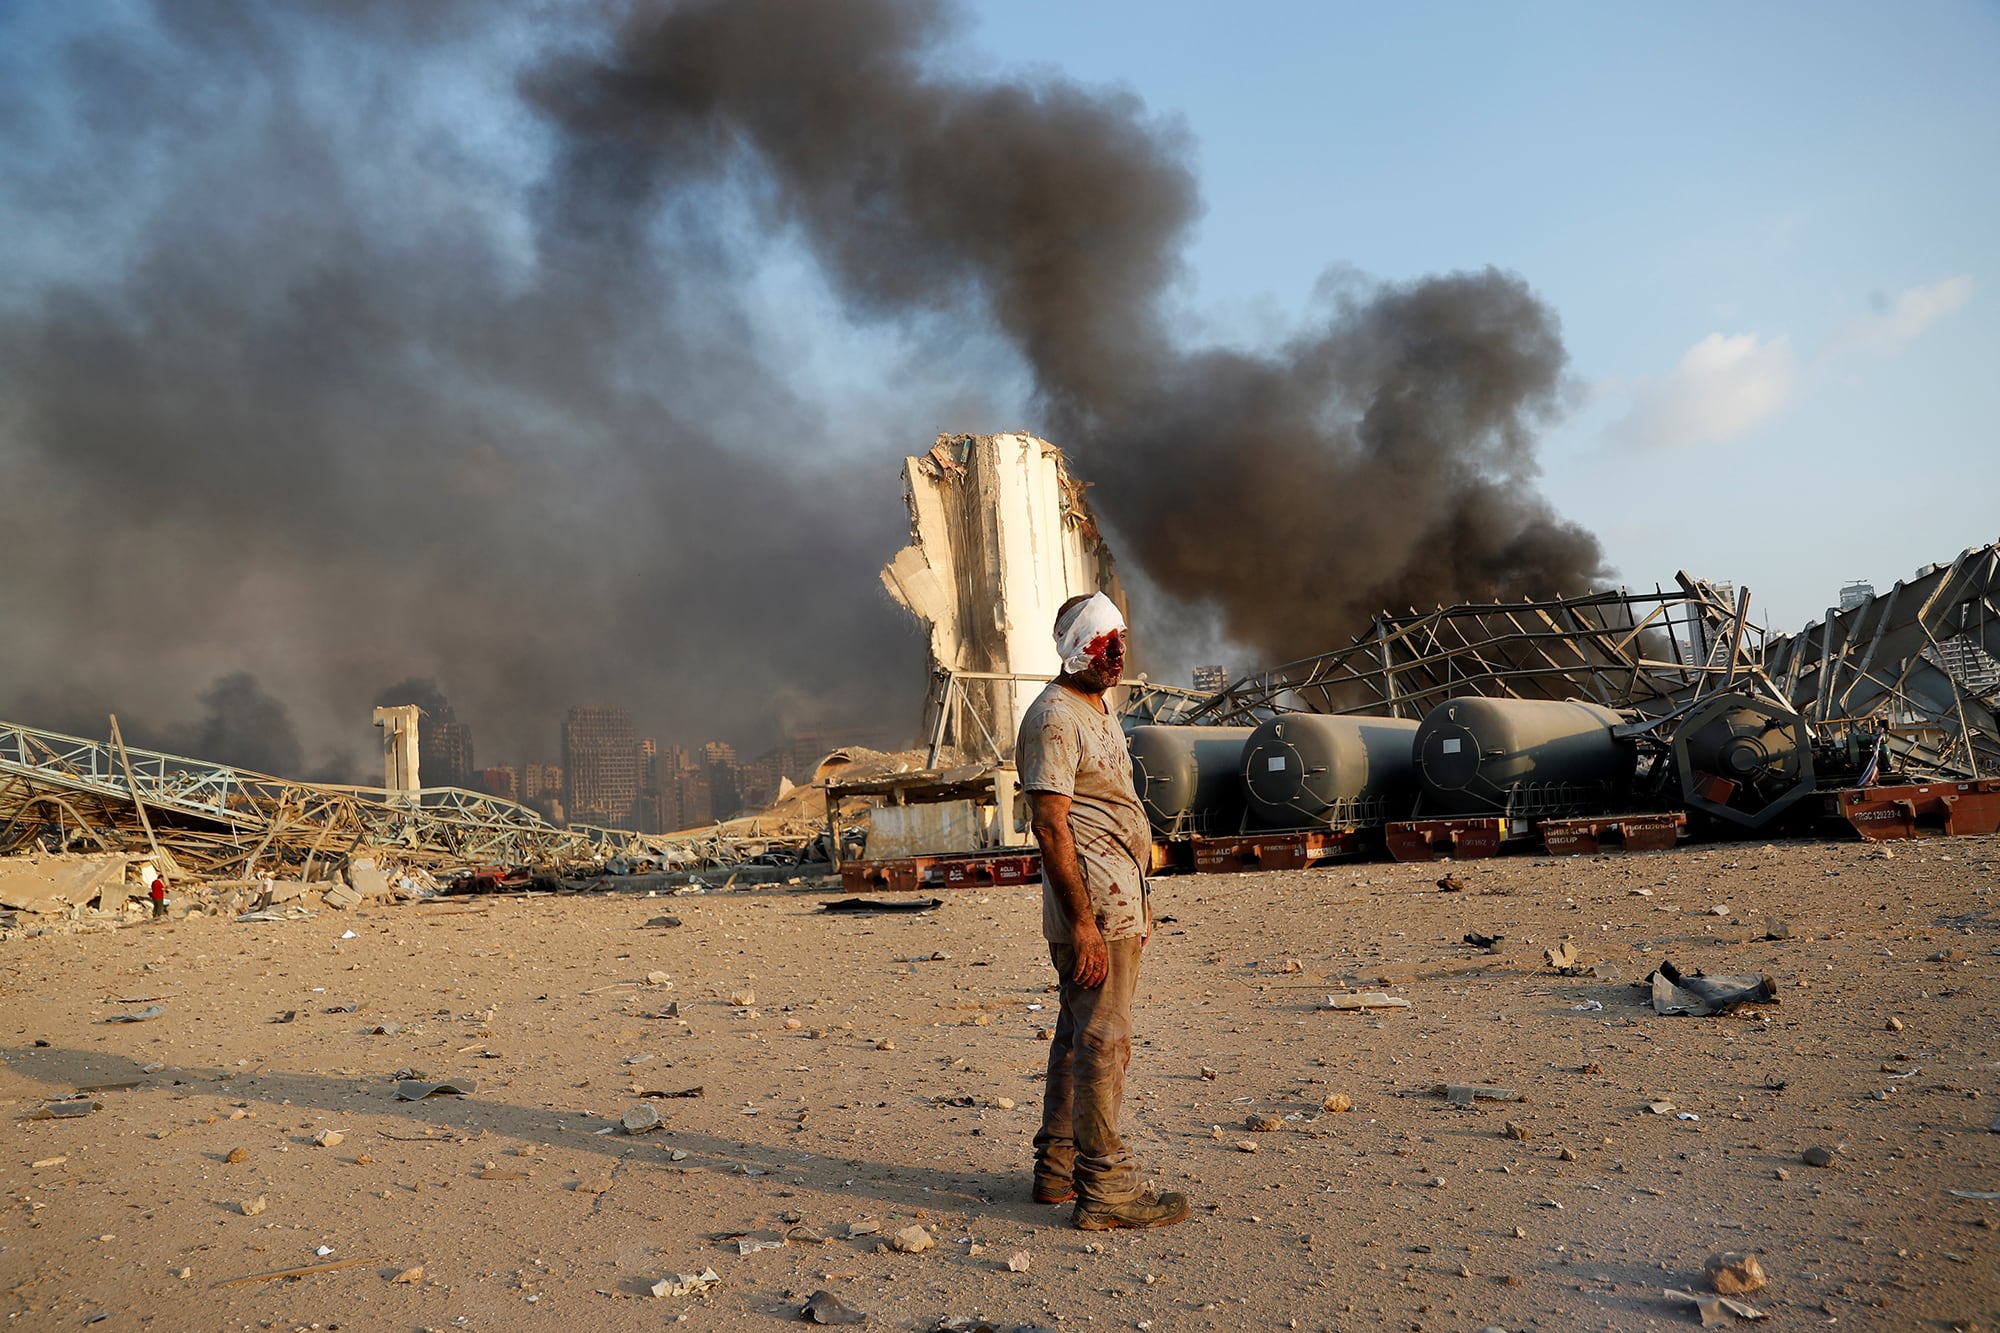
[{"left": 1079, "top": 627, "right": 1125, "bottom": 689}]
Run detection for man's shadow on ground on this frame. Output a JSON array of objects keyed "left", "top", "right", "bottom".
[{"left": 4, "top": 1043, "right": 1040, "bottom": 1220}]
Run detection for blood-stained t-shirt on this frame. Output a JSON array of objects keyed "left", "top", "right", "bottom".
[{"left": 1016, "top": 681, "right": 1151, "bottom": 943}]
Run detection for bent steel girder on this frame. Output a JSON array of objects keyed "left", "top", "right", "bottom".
[
  {"left": 0, "top": 720, "right": 608, "bottom": 873},
  {"left": 1766, "top": 543, "right": 2000, "bottom": 778},
  {"left": 1182, "top": 580, "right": 1780, "bottom": 729}
]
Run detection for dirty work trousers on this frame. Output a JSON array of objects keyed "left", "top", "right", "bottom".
[{"left": 1033, "top": 935, "right": 1144, "bottom": 1206}]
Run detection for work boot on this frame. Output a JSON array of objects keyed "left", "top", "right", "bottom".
[
  {"left": 1031, "top": 1177, "right": 1075, "bottom": 1205},
  {"left": 1072, "top": 1190, "right": 1191, "bottom": 1231}
]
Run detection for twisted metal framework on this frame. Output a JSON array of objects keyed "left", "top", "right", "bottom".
[
  {"left": 1765, "top": 542, "right": 2000, "bottom": 777},
  {"left": 1182, "top": 575, "right": 1778, "bottom": 728},
  {"left": 0, "top": 720, "right": 603, "bottom": 877}
]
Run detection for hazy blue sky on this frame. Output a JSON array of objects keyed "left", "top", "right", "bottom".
[{"left": 964, "top": 1, "right": 1998, "bottom": 631}]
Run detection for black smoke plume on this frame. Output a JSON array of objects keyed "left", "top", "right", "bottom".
[
  {"left": 529, "top": 0, "right": 1604, "bottom": 666},
  {"left": 0, "top": 0, "right": 1602, "bottom": 780}
]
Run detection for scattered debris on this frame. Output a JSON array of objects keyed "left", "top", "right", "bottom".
[
  {"left": 1006, "top": 1250, "right": 1032, "bottom": 1272},
  {"left": 645, "top": 915, "right": 683, "bottom": 928},
  {"left": 391, "top": 1265, "right": 424, "bottom": 1284},
  {"left": 107, "top": 1004, "right": 164, "bottom": 1023},
  {"left": 210, "top": 1255, "right": 382, "bottom": 1288},
  {"left": 312, "top": 1129, "right": 344, "bottom": 1148},
  {"left": 1245, "top": 1114, "right": 1282, "bottom": 1132},
  {"left": 1570, "top": 1000, "right": 1604, "bottom": 1012},
  {"left": 622, "top": 1105, "right": 664, "bottom": 1134},
  {"left": 802, "top": 1289, "right": 867, "bottom": 1324},
  {"left": 1801, "top": 1145, "right": 1840, "bottom": 1168},
  {"left": 891, "top": 1224, "right": 935, "bottom": 1253},
  {"left": 1234, "top": 1139, "right": 1260, "bottom": 1153},
  {"left": 820, "top": 897, "right": 945, "bottom": 914},
  {"left": 1706, "top": 1252, "right": 1768, "bottom": 1296},
  {"left": 1321, "top": 1094, "right": 1352, "bottom": 1113},
  {"left": 1648, "top": 962, "right": 1777, "bottom": 1016},
  {"left": 1463, "top": 932, "right": 1503, "bottom": 950},
  {"left": 651, "top": 1269, "right": 720, "bottom": 1298},
  {"left": 1437, "top": 875, "right": 1467, "bottom": 892},
  {"left": 1438, "top": 1084, "right": 1523, "bottom": 1107},
  {"left": 25, "top": 1097, "right": 101, "bottom": 1120},
  {"left": 236, "top": 1194, "right": 267, "bottom": 1217},
  {"left": 728, "top": 1231, "right": 786, "bottom": 1255},
  {"left": 1665, "top": 1287, "right": 1768, "bottom": 1324},
  {"left": 394, "top": 1078, "right": 476, "bottom": 1101},
  {"left": 1323, "top": 992, "right": 1411, "bottom": 1011}
]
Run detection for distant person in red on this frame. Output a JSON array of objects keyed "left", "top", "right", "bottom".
[{"left": 149, "top": 876, "right": 167, "bottom": 919}]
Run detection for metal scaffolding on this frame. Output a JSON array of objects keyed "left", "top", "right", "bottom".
[
  {"left": 1765, "top": 542, "right": 2000, "bottom": 777},
  {"left": 0, "top": 719, "right": 603, "bottom": 878},
  {"left": 1180, "top": 575, "right": 1778, "bottom": 728}
]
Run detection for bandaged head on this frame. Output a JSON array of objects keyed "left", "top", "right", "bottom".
[{"left": 1054, "top": 592, "right": 1126, "bottom": 676}]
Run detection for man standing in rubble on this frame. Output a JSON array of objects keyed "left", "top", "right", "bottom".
[{"left": 1016, "top": 592, "right": 1190, "bottom": 1230}]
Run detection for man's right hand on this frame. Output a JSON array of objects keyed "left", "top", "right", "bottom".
[{"left": 1069, "top": 920, "right": 1109, "bottom": 988}]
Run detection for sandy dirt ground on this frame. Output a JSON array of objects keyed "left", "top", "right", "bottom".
[{"left": 4, "top": 834, "right": 1998, "bottom": 1333}]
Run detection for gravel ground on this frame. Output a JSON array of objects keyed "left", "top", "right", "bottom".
[{"left": 3, "top": 833, "right": 1997, "bottom": 1332}]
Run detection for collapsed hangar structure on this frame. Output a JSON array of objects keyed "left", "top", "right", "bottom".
[
  {"left": 3, "top": 429, "right": 1996, "bottom": 910},
  {"left": 858, "top": 436, "right": 2000, "bottom": 886}
]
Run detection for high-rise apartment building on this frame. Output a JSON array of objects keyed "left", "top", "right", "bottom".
[
  {"left": 1191, "top": 665, "right": 1228, "bottom": 693},
  {"left": 423, "top": 716, "right": 475, "bottom": 789},
  {"left": 523, "top": 762, "right": 561, "bottom": 802},
  {"left": 700, "top": 740, "right": 741, "bottom": 820},
  {"left": 563, "top": 706, "right": 638, "bottom": 826},
  {"left": 1838, "top": 580, "right": 1876, "bottom": 613},
  {"left": 476, "top": 765, "right": 520, "bottom": 802},
  {"left": 657, "top": 766, "right": 715, "bottom": 831}
]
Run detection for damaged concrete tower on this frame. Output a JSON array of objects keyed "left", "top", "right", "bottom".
[
  {"left": 373, "top": 705, "right": 422, "bottom": 805},
  {"left": 882, "top": 433, "right": 1124, "bottom": 759}
]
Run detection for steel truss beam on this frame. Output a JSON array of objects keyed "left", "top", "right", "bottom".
[
  {"left": 0, "top": 720, "right": 603, "bottom": 876},
  {"left": 1182, "top": 578, "right": 1780, "bottom": 728}
]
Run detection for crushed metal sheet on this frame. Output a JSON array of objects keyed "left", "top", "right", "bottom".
[
  {"left": 820, "top": 897, "right": 945, "bottom": 914},
  {"left": 1648, "top": 961, "right": 1778, "bottom": 1016},
  {"left": 394, "top": 1077, "right": 477, "bottom": 1101}
]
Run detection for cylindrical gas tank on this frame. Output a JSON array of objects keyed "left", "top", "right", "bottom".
[
  {"left": 1126, "top": 725, "right": 1254, "bottom": 837},
  {"left": 1414, "top": 697, "right": 1634, "bottom": 816},
  {"left": 1671, "top": 693, "right": 1816, "bottom": 828},
  {"left": 1241, "top": 714, "right": 1421, "bottom": 828}
]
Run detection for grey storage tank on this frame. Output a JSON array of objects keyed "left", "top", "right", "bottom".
[
  {"left": 1414, "top": 697, "right": 1635, "bottom": 816},
  {"left": 1127, "top": 725, "right": 1255, "bottom": 838},
  {"left": 1670, "top": 693, "right": 1816, "bottom": 828},
  {"left": 1240, "top": 714, "right": 1421, "bottom": 829}
]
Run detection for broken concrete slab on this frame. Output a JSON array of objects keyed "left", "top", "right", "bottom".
[
  {"left": 0, "top": 853, "right": 139, "bottom": 913},
  {"left": 321, "top": 883, "right": 362, "bottom": 910},
  {"left": 346, "top": 857, "right": 390, "bottom": 899}
]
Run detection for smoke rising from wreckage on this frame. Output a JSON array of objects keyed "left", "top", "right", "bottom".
[{"left": 2, "top": 0, "right": 1600, "bottom": 770}]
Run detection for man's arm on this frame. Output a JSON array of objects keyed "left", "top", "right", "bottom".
[{"left": 1027, "top": 790, "right": 1108, "bottom": 987}]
